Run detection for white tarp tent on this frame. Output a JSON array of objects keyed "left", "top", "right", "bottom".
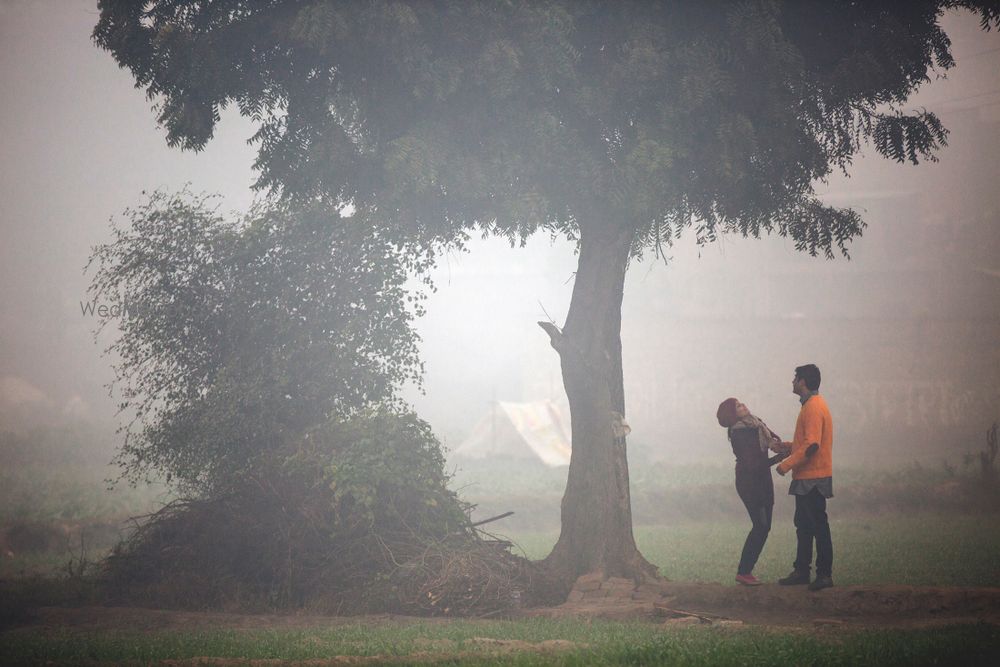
[{"left": 451, "top": 400, "right": 571, "bottom": 467}]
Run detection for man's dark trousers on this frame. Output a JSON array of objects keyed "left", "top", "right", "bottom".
[{"left": 793, "top": 487, "right": 832, "bottom": 576}]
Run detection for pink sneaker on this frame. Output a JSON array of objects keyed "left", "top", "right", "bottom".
[{"left": 735, "top": 574, "right": 762, "bottom": 586}]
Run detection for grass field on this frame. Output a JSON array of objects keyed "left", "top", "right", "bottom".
[
  {"left": 504, "top": 514, "right": 1000, "bottom": 587},
  {"left": 4, "top": 449, "right": 1000, "bottom": 664},
  {"left": 6, "top": 513, "right": 999, "bottom": 587},
  {"left": 3, "top": 477, "right": 1000, "bottom": 664},
  {"left": 3, "top": 619, "right": 999, "bottom": 665},
  {"left": 453, "top": 459, "right": 1000, "bottom": 532}
]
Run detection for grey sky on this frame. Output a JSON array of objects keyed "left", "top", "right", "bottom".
[{"left": 1, "top": 2, "right": 999, "bottom": 465}]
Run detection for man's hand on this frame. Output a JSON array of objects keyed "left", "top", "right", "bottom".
[
  {"left": 776, "top": 465, "right": 788, "bottom": 476},
  {"left": 771, "top": 441, "right": 792, "bottom": 455}
]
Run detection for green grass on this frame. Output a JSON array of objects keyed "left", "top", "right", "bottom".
[
  {"left": 20, "top": 513, "right": 982, "bottom": 590},
  {"left": 4, "top": 504, "right": 1000, "bottom": 665},
  {"left": 452, "top": 460, "right": 959, "bottom": 498},
  {"left": 2, "top": 620, "right": 998, "bottom": 665},
  {"left": 504, "top": 514, "right": 1000, "bottom": 587},
  {"left": 5, "top": 458, "right": 1000, "bottom": 665},
  {"left": 454, "top": 460, "right": 1000, "bottom": 532}
]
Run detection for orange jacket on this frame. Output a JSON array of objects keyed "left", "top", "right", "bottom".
[{"left": 776, "top": 394, "right": 833, "bottom": 479}]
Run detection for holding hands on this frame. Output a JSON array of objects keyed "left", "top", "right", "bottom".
[{"left": 775, "top": 442, "right": 819, "bottom": 476}]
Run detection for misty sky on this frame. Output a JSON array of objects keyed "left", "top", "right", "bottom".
[{"left": 2, "top": 2, "right": 999, "bottom": 465}]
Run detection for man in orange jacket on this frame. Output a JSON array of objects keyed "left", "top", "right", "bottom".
[{"left": 775, "top": 364, "right": 834, "bottom": 591}]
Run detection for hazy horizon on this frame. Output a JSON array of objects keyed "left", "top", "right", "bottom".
[{"left": 2, "top": 2, "right": 999, "bottom": 473}]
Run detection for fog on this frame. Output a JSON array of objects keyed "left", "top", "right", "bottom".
[{"left": 2, "top": 1, "right": 999, "bottom": 476}]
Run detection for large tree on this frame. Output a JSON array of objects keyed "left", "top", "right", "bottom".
[{"left": 95, "top": 0, "right": 1000, "bottom": 586}]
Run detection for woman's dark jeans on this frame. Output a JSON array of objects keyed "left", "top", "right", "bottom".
[{"left": 738, "top": 501, "right": 773, "bottom": 575}]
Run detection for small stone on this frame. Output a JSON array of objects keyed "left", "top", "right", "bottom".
[
  {"left": 607, "top": 589, "right": 633, "bottom": 601},
  {"left": 583, "top": 588, "right": 610, "bottom": 599},
  {"left": 566, "top": 590, "right": 584, "bottom": 602},
  {"left": 632, "top": 586, "right": 669, "bottom": 602},
  {"left": 575, "top": 579, "right": 604, "bottom": 592}
]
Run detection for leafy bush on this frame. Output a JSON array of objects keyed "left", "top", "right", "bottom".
[
  {"left": 102, "top": 409, "right": 531, "bottom": 614},
  {"left": 88, "top": 192, "right": 531, "bottom": 613},
  {"left": 88, "top": 190, "right": 428, "bottom": 494},
  {"left": 318, "top": 411, "right": 468, "bottom": 535}
]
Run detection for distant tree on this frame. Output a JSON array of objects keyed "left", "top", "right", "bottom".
[
  {"left": 95, "top": 1, "right": 1000, "bottom": 586},
  {"left": 88, "top": 190, "right": 429, "bottom": 494}
]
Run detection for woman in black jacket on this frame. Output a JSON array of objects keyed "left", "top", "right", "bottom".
[{"left": 717, "top": 397, "right": 789, "bottom": 586}]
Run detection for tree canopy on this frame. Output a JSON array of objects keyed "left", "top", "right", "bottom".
[{"left": 96, "top": 0, "right": 998, "bottom": 256}]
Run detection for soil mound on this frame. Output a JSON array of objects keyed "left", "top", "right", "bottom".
[{"left": 527, "top": 574, "right": 1000, "bottom": 627}]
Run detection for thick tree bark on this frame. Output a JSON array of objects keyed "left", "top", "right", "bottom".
[{"left": 537, "top": 224, "right": 659, "bottom": 593}]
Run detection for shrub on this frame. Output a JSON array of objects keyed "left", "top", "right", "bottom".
[{"left": 103, "top": 410, "right": 531, "bottom": 614}]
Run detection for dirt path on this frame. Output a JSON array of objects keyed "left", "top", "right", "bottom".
[
  {"left": 4, "top": 584, "right": 1000, "bottom": 667},
  {"left": 9, "top": 580, "right": 1000, "bottom": 634},
  {"left": 525, "top": 575, "right": 1000, "bottom": 630}
]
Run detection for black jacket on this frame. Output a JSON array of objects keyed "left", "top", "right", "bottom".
[{"left": 729, "top": 426, "right": 778, "bottom": 508}]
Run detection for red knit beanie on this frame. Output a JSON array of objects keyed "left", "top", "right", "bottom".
[{"left": 717, "top": 398, "right": 740, "bottom": 428}]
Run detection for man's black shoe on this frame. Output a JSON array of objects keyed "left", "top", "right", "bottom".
[
  {"left": 808, "top": 576, "right": 834, "bottom": 591},
  {"left": 778, "top": 570, "right": 810, "bottom": 585}
]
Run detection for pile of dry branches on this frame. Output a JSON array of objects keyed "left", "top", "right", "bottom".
[
  {"left": 372, "top": 534, "right": 532, "bottom": 616},
  {"left": 101, "top": 480, "right": 534, "bottom": 616}
]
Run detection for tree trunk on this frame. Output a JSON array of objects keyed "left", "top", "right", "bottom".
[{"left": 537, "top": 224, "right": 659, "bottom": 594}]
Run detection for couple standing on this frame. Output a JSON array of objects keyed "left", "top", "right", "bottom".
[{"left": 716, "top": 364, "right": 834, "bottom": 591}]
